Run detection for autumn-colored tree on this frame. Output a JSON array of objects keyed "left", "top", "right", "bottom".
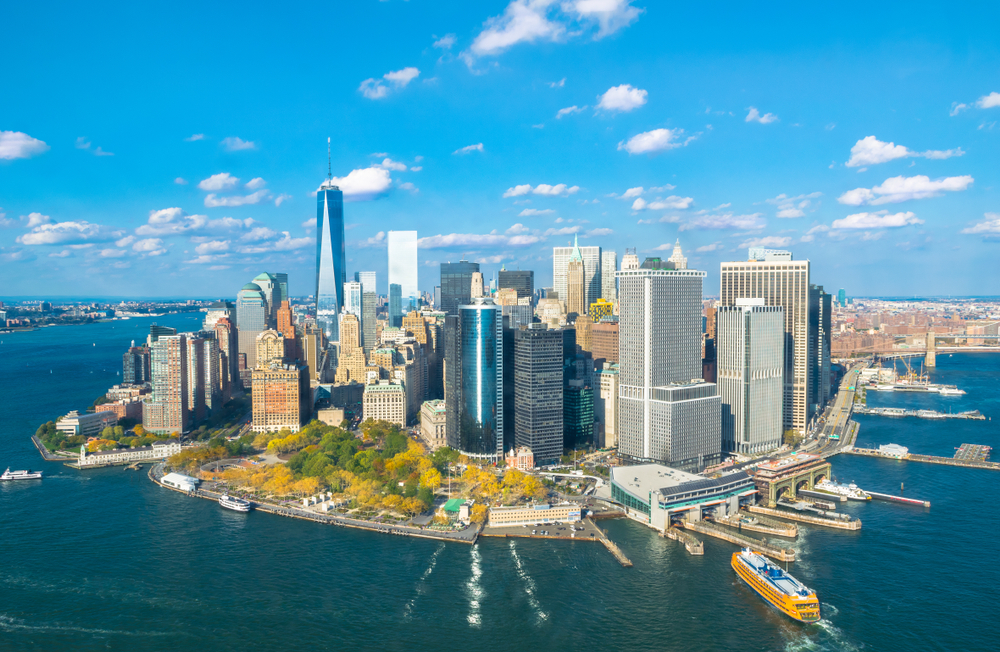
[
  {"left": 470, "top": 503, "right": 489, "bottom": 523},
  {"left": 133, "top": 424, "right": 145, "bottom": 437},
  {"left": 419, "top": 468, "right": 442, "bottom": 490},
  {"left": 400, "top": 497, "right": 426, "bottom": 515},
  {"left": 293, "top": 476, "right": 323, "bottom": 497},
  {"left": 87, "top": 438, "right": 117, "bottom": 452},
  {"left": 262, "top": 465, "right": 295, "bottom": 496}
]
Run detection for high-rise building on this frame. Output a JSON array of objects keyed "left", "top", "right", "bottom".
[
  {"left": 389, "top": 283, "right": 403, "bottom": 328},
  {"left": 601, "top": 250, "right": 617, "bottom": 302},
  {"left": 344, "top": 280, "right": 363, "bottom": 318},
  {"left": 595, "top": 362, "right": 619, "bottom": 449},
  {"left": 276, "top": 300, "right": 297, "bottom": 361},
  {"left": 299, "top": 323, "right": 325, "bottom": 385},
  {"left": 498, "top": 267, "right": 534, "bottom": 301},
  {"left": 591, "top": 319, "right": 619, "bottom": 365},
  {"left": 236, "top": 283, "right": 267, "bottom": 370},
  {"left": 470, "top": 271, "right": 484, "bottom": 298},
  {"left": 273, "top": 273, "right": 289, "bottom": 305},
  {"left": 355, "top": 271, "right": 376, "bottom": 295},
  {"left": 667, "top": 239, "right": 688, "bottom": 270},
  {"left": 440, "top": 260, "right": 480, "bottom": 315},
  {"left": 143, "top": 334, "right": 188, "bottom": 434},
  {"left": 720, "top": 250, "right": 811, "bottom": 434},
  {"left": 256, "top": 330, "right": 286, "bottom": 368},
  {"left": 251, "top": 362, "right": 310, "bottom": 433},
  {"left": 564, "top": 379, "right": 594, "bottom": 449},
  {"left": 363, "top": 381, "right": 406, "bottom": 427},
  {"left": 388, "top": 230, "right": 418, "bottom": 311},
  {"left": 202, "top": 336, "right": 223, "bottom": 410},
  {"left": 334, "top": 314, "right": 366, "bottom": 385},
  {"left": 717, "top": 299, "right": 784, "bottom": 455},
  {"left": 444, "top": 298, "right": 504, "bottom": 460},
  {"left": 837, "top": 288, "right": 846, "bottom": 307},
  {"left": 574, "top": 315, "right": 593, "bottom": 354},
  {"left": 203, "top": 301, "right": 235, "bottom": 331},
  {"left": 617, "top": 262, "right": 721, "bottom": 471},
  {"left": 213, "top": 317, "right": 238, "bottom": 392},
  {"left": 316, "top": 176, "right": 346, "bottom": 341},
  {"left": 186, "top": 335, "right": 207, "bottom": 425},
  {"left": 147, "top": 324, "right": 177, "bottom": 346},
  {"left": 589, "top": 298, "right": 614, "bottom": 322},
  {"left": 513, "top": 323, "right": 563, "bottom": 465},
  {"left": 809, "top": 285, "right": 833, "bottom": 416},
  {"left": 253, "top": 272, "right": 279, "bottom": 326},
  {"left": 123, "top": 345, "right": 150, "bottom": 384},
  {"left": 555, "top": 235, "right": 600, "bottom": 316},
  {"left": 362, "top": 291, "right": 377, "bottom": 355},
  {"left": 566, "top": 238, "right": 587, "bottom": 318},
  {"left": 433, "top": 286, "right": 441, "bottom": 310}
]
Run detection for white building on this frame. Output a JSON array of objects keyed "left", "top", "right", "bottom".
[
  {"left": 388, "top": 231, "right": 418, "bottom": 307},
  {"left": 667, "top": 239, "right": 687, "bottom": 270},
  {"left": 553, "top": 243, "right": 602, "bottom": 309},
  {"left": 488, "top": 503, "right": 582, "bottom": 527},
  {"left": 717, "top": 299, "right": 784, "bottom": 456},
  {"left": 160, "top": 471, "right": 199, "bottom": 492},
  {"left": 79, "top": 439, "right": 181, "bottom": 468},
  {"left": 57, "top": 410, "right": 118, "bottom": 439},
  {"left": 601, "top": 250, "right": 618, "bottom": 302},
  {"left": 363, "top": 380, "right": 406, "bottom": 427}
]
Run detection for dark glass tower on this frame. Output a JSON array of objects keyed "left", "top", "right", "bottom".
[
  {"left": 316, "top": 180, "right": 346, "bottom": 341},
  {"left": 439, "top": 259, "right": 480, "bottom": 315},
  {"left": 498, "top": 268, "right": 534, "bottom": 300}
]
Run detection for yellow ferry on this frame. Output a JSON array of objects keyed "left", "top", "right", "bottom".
[{"left": 731, "top": 548, "right": 820, "bottom": 623}]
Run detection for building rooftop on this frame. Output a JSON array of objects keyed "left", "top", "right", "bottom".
[
  {"left": 611, "top": 463, "right": 703, "bottom": 494},
  {"left": 755, "top": 452, "right": 821, "bottom": 472}
]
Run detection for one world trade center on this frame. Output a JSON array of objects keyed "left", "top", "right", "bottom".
[{"left": 316, "top": 145, "right": 346, "bottom": 342}]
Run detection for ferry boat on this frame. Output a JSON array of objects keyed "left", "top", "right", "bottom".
[
  {"left": 732, "top": 548, "right": 820, "bottom": 623},
  {"left": 815, "top": 479, "right": 870, "bottom": 501},
  {"left": 937, "top": 386, "right": 965, "bottom": 396},
  {"left": 0, "top": 468, "right": 43, "bottom": 481},
  {"left": 219, "top": 494, "right": 252, "bottom": 512}
]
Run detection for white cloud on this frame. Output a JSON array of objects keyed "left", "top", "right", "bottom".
[
  {"left": 237, "top": 232, "right": 313, "bottom": 254},
  {"left": 301, "top": 218, "right": 317, "bottom": 230},
  {"left": 739, "top": 235, "right": 792, "bottom": 249},
  {"left": 695, "top": 243, "right": 723, "bottom": 252},
  {"left": 410, "top": 166, "right": 423, "bottom": 172},
  {"left": 977, "top": 92, "right": 1000, "bottom": 109},
  {"left": 543, "top": 226, "right": 581, "bottom": 236},
  {"left": 520, "top": 208, "right": 555, "bottom": 216},
  {"left": 831, "top": 211, "right": 923, "bottom": 230},
  {"left": 845, "top": 135, "right": 964, "bottom": 167},
  {"left": 17, "top": 219, "right": 124, "bottom": 246},
  {"left": 398, "top": 181, "right": 419, "bottom": 193},
  {"left": 75, "top": 137, "right": 90, "bottom": 149},
  {"left": 185, "top": 254, "right": 227, "bottom": 265},
  {"left": 585, "top": 227, "right": 613, "bottom": 237},
  {"left": 378, "top": 158, "right": 408, "bottom": 171},
  {"left": 959, "top": 213, "right": 1000, "bottom": 235},
  {"left": 618, "top": 128, "right": 690, "bottom": 154},
  {"left": 135, "top": 208, "right": 251, "bottom": 237},
  {"left": 185, "top": 134, "right": 205, "bottom": 142},
  {"left": 837, "top": 174, "right": 974, "bottom": 206},
  {"left": 328, "top": 166, "right": 393, "bottom": 201},
  {"left": 419, "top": 233, "right": 509, "bottom": 248},
  {"left": 244, "top": 177, "right": 266, "bottom": 189},
  {"left": 453, "top": 143, "right": 484, "bottom": 155},
  {"left": 204, "top": 189, "right": 270, "bottom": 208},
  {"left": 174, "top": 177, "right": 188, "bottom": 185},
  {"left": 25, "top": 212, "right": 51, "bottom": 228},
  {"left": 618, "top": 187, "right": 643, "bottom": 199},
  {"left": 503, "top": 184, "right": 533, "bottom": 198},
  {"left": 534, "top": 183, "right": 579, "bottom": 196},
  {"left": 221, "top": 136, "right": 256, "bottom": 151},
  {"left": 597, "top": 84, "right": 647, "bottom": 112},
  {"left": 240, "top": 227, "right": 277, "bottom": 242},
  {"left": 679, "top": 212, "right": 765, "bottom": 231},
  {"left": 115, "top": 235, "right": 135, "bottom": 247},
  {"left": 359, "top": 67, "right": 421, "bottom": 99},
  {"left": 49, "top": 249, "right": 71, "bottom": 258},
  {"left": 99, "top": 248, "right": 127, "bottom": 258},
  {"left": 506, "top": 223, "right": 530, "bottom": 234},
  {"left": 0, "top": 131, "right": 49, "bottom": 160},
  {"left": 274, "top": 193, "right": 292, "bottom": 207},
  {"left": 355, "top": 231, "right": 387, "bottom": 248},
  {"left": 433, "top": 34, "right": 457, "bottom": 49},
  {"left": 570, "top": 0, "right": 642, "bottom": 37},
  {"left": 468, "top": 0, "right": 565, "bottom": 57},
  {"left": 133, "top": 238, "right": 167, "bottom": 256},
  {"left": 198, "top": 173, "right": 240, "bottom": 191},
  {"left": 631, "top": 196, "right": 693, "bottom": 211},
  {"left": 766, "top": 191, "right": 822, "bottom": 218},
  {"left": 556, "top": 105, "right": 586, "bottom": 118},
  {"left": 549, "top": 78, "right": 566, "bottom": 88},
  {"left": 745, "top": 107, "right": 778, "bottom": 124},
  {"left": 950, "top": 103, "right": 969, "bottom": 117}
]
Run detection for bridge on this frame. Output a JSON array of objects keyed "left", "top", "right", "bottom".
[{"left": 849, "top": 333, "right": 1000, "bottom": 368}]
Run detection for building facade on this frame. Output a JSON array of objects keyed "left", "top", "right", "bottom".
[
  {"left": 251, "top": 362, "right": 310, "bottom": 433},
  {"left": 78, "top": 439, "right": 180, "bottom": 468},
  {"left": 316, "top": 179, "right": 346, "bottom": 341},
  {"left": 553, "top": 240, "right": 601, "bottom": 312},
  {"left": 498, "top": 268, "right": 533, "bottom": 301},
  {"left": 595, "top": 362, "right": 619, "bottom": 449},
  {"left": 57, "top": 410, "right": 118, "bottom": 438},
  {"left": 143, "top": 334, "right": 189, "bottom": 434},
  {"left": 440, "top": 260, "right": 480, "bottom": 315},
  {"left": 513, "top": 323, "right": 563, "bottom": 465},
  {"left": 363, "top": 381, "right": 406, "bottom": 427},
  {"left": 601, "top": 250, "right": 617, "bottom": 303},
  {"left": 419, "top": 399, "right": 447, "bottom": 450},
  {"left": 237, "top": 282, "right": 267, "bottom": 370},
  {"left": 388, "top": 230, "right": 418, "bottom": 311}
]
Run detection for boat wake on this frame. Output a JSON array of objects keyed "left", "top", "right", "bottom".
[
  {"left": 0, "top": 614, "right": 172, "bottom": 637},
  {"left": 402, "top": 544, "right": 444, "bottom": 620},
  {"left": 782, "top": 613, "right": 860, "bottom": 652},
  {"left": 509, "top": 540, "right": 549, "bottom": 624},
  {"left": 466, "top": 545, "right": 484, "bottom": 627}
]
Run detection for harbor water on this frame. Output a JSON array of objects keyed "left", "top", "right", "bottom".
[{"left": 1, "top": 318, "right": 998, "bottom": 651}]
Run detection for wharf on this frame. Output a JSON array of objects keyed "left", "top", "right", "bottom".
[
  {"left": 678, "top": 519, "right": 795, "bottom": 561},
  {"left": 797, "top": 488, "right": 846, "bottom": 503},
  {"left": 595, "top": 526, "right": 633, "bottom": 567},
  {"left": 480, "top": 518, "right": 604, "bottom": 543},
  {"left": 748, "top": 504, "right": 862, "bottom": 531},
  {"left": 718, "top": 512, "right": 798, "bottom": 538},
  {"left": 867, "top": 491, "right": 930, "bottom": 507},
  {"left": 845, "top": 446, "right": 1000, "bottom": 471},
  {"left": 855, "top": 406, "right": 985, "bottom": 421},
  {"left": 663, "top": 526, "right": 704, "bottom": 555},
  {"left": 149, "top": 463, "right": 480, "bottom": 545}
]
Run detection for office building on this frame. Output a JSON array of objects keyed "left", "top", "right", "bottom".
[
  {"left": 809, "top": 285, "right": 833, "bottom": 415},
  {"left": 837, "top": 288, "right": 846, "bottom": 307},
  {"left": 362, "top": 291, "right": 377, "bottom": 356},
  {"left": 255, "top": 330, "right": 286, "bottom": 368},
  {"left": 440, "top": 260, "right": 480, "bottom": 315},
  {"left": 389, "top": 283, "right": 403, "bottom": 328},
  {"left": 252, "top": 272, "right": 279, "bottom": 326},
  {"left": 186, "top": 335, "right": 207, "bottom": 425},
  {"left": 334, "top": 314, "right": 367, "bottom": 385},
  {"left": 363, "top": 380, "right": 406, "bottom": 427},
  {"left": 299, "top": 323, "right": 326, "bottom": 384},
  {"left": 470, "top": 271, "right": 484, "bottom": 298},
  {"left": 316, "top": 176, "right": 347, "bottom": 341},
  {"left": 344, "top": 280, "right": 363, "bottom": 318},
  {"left": 276, "top": 300, "right": 297, "bottom": 361},
  {"left": 388, "top": 230, "right": 418, "bottom": 311},
  {"left": 202, "top": 336, "right": 223, "bottom": 410},
  {"left": 553, "top": 238, "right": 602, "bottom": 312},
  {"left": 717, "top": 299, "right": 784, "bottom": 456},
  {"left": 56, "top": 410, "right": 118, "bottom": 439},
  {"left": 498, "top": 267, "right": 533, "bottom": 301},
  {"left": 513, "top": 323, "right": 563, "bottom": 465},
  {"left": 419, "top": 399, "right": 447, "bottom": 450},
  {"left": 213, "top": 317, "right": 238, "bottom": 392},
  {"left": 667, "top": 239, "right": 688, "bottom": 270},
  {"left": 589, "top": 298, "right": 615, "bottom": 322},
  {"left": 143, "top": 334, "right": 189, "bottom": 434},
  {"left": 356, "top": 271, "right": 376, "bottom": 295},
  {"left": 601, "top": 250, "right": 617, "bottom": 302},
  {"left": 237, "top": 282, "right": 268, "bottom": 370},
  {"left": 203, "top": 300, "right": 235, "bottom": 331},
  {"left": 123, "top": 345, "right": 150, "bottom": 385},
  {"left": 564, "top": 379, "right": 594, "bottom": 449},
  {"left": 147, "top": 324, "right": 177, "bottom": 346},
  {"left": 618, "top": 262, "right": 721, "bottom": 471},
  {"left": 595, "top": 362, "right": 619, "bottom": 448},
  {"left": 591, "top": 319, "right": 619, "bottom": 365},
  {"left": 445, "top": 298, "right": 504, "bottom": 459},
  {"left": 251, "top": 362, "right": 311, "bottom": 433},
  {"left": 574, "top": 315, "right": 593, "bottom": 354},
  {"left": 564, "top": 236, "right": 587, "bottom": 317},
  {"left": 720, "top": 249, "right": 811, "bottom": 434},
  {"left": 621, "top": 248, "right": 639, "bottom": 271}
]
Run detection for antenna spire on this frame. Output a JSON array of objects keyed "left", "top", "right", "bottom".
[{"left": 327, "top": 137, "right": 332, "bottom": 181}]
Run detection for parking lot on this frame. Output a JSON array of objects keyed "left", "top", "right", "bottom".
[{"left": 480, "top": 517, "right": 604, "bottom": 541}]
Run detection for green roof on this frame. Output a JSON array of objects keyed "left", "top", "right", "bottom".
[
  {"left": 241, "top": 283, "right": 262, "bottom": 292},
  {"left": 254, "top": 272, "right": 275, "bottom": 281},
  {"left": 443, "top": 499, "right": 465, "bottom": 513}
]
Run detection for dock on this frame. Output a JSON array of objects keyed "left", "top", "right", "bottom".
[
  {"left": 855, "top": 406, "right": 985, "bottom": 421},
  {"left": 797, "top": 488, "right": 846, "bottom": 503},
  {"left": 678, "top": 519, "right": 795, "bottom": 561},
  {"left": 594, "top": 526, "right": 633, "bottom": 567},
  {"left": 845, "top": 445, "right": 1000, "bottom": 471},
  {"left": 747, "top": 504, "right": 862, "bottom": 531},
  {"left": 867, "top": 491, "right": 930, "bottom": 507},
  {"left": 717, "top": 512, "right": 798, "bottom": 538},
  {"left": 663, "top": 526, "right": 704, "bottom": 555}
]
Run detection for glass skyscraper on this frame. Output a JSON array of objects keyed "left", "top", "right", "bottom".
[
  {"left": 440, "top": 259, "right": 479, "bottom": 315},
  {"left": 456, "top": 298, "right": 504, "bottom": 459},
  {"left": 388, "top": 230, "right": 418, "bottom": 311},
  {"left": 389, "top": 283, "right": 402, "bottom": 328},
  {"left": 316, "top": 180, "right": 346, "bottom": 341}
]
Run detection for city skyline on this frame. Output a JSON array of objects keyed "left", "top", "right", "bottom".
[{"left": 3, "top": 2, "right": 1000, "bottom": 299}]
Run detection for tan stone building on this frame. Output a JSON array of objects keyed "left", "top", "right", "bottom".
[
  {"left": 363, "top": 380, "right": 406, "bottom": 427},
  {"left": 255, "top": 330, "right": 285, "bottom": 369},
  {"left": 419, "top": 399, "right": 447, "bottom": 450},
  {"left": 251, "top": 362, "right": 310, "bottom": 433}
]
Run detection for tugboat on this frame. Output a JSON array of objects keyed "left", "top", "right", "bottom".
[
  {"left": 732, "top": 548, "right": 820, "bottom": 623},
  {"left": 219, "top": 494, "right": 252, "bottom": 512},
  {"left": 0, "top": 468, "right": 43, "bottom": 481}
]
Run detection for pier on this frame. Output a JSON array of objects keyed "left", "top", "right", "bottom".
[
  {"left": 663, "top": 526, "right": 704, "bottom": 555},
  {"left": 845, "top": 444, "right": 1000, "bottom": 471},
  {"left": 747, "top": 504, "right": 862, "bottom": 530},
  {"left": 716, "top": 512, "right": 798, "bottom": 538},
  {"left": 797, "top": 488, "right": 846, "bottom": 503},
  {"left": 867, "top": 492, "right": 930, "bottom": 507},
  {"left": 595, "top": 526, "right": 633, "bottom": 567},
  {"left": 678, "top": 519, "right": 795, "bottom": 561},
  {"left": 854, "top": 406, "right": 985, "bottom": 421}
]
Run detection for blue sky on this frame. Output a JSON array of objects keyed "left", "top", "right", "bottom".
[{"left": 2, "top": 0, "right": 999, "bottom": 298}]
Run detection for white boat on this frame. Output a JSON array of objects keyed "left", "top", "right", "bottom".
[
  {"left": 815, "top": 479, "right": 870, "bottom": 501},
  {"left": 1, "top": 468, "right": 43, "bottom": 481},
  {"left": 938, "top": 386, "right": 965, "bottom": 396},
  {"left": 219, "top": 494, "right": 252, "bottom": 512}
]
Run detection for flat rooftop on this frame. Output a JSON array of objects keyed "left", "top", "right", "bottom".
[
  {"left": 610, "top": 464, "right": 703, "bottom": 495},
  {"left": 755, "top": 452, "right": 822, "bottom": 472}
]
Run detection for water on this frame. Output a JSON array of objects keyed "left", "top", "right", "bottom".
[{"left": 1, "top": 321, "right": 998, "bottom": 651}]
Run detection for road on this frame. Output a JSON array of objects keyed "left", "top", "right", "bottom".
[{"left": 806, "top": 360, "right": 868, "bottom": 457}]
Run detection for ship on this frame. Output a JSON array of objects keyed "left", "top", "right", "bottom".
[
  {"left": 219, "top": 494, "right": 252, "bottom": 512},
  {"left": 1, "top": 468, "right": 43, "bottom": 481},
  {"left": 815, "top": 479, "right": 870, "bottom": 501},
  {"left": 937, "top": 386, "right": 965, "bottom": 396},
  {"left": 732, "top": 548, "right": 820, "bottom": 623}
]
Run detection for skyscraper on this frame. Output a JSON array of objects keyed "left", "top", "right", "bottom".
[
  {"left": 553, "top": 239, "right": 601, "bottom": 309},
  {"left": 514, "top": 323, "right": 563, "bottom": 464},
  {"left": 440, "top": 260, "right": 479, "bottom": 315},
  {"left": 256, "top": 330, "right": 286, "bottom": 368},
  {"left": 316, "top": 173, "right": 346, "bottom": 341},
  {"left": 143, "top": 334, "right": 188, "bottom": 434},
  {"left": 720, "top": 250, "right": 811, "bottom": 434},
  {"left": 717, "top": 299, "right": 784, "bottom": 455},
  {"left": 389, "top": 283, "right": 403, "bottom": 328},
  {"left": 566, "top": 236, "right": 586, "bottom": 318},
  {"left": 203, "top": 300, "right": 235, "bottom": 331},
  {"left": 809, "top": 284, "right": 833, "bottom": 415},
  {"left": 273, "top": 273, "right": 289, "bottom": 305},
  {"left": 601, "top": 250, "right": 617, "bottom": 302},
  {"left": 344, "top": 281, "right": 363, "bottom": 318},
  {"left": 667, "top": 240, "right": 688, "bottom": 270},
  {"left": 837, "top": 288, "right": 846, "bottom": 307},
  {"left": 186, "top": 335, "right": 207, "bottom": 425},
  {"left": 388, "top": 230, "right": 418, "bottom": 311},
  {"left": 253, "top": 272, "right": 279, "bottom": 326},
  {"left": 618, "top": 262, "right": 721, "bottom": 471},
  {"left": 498, "top": 267, "right": 534, "bottom": 301},
  {"left": 470, "top": 271, "right": 484, "bottom": 298},
  {"left": 123, "top": 345, "right": 150, "bottom": 384},
  {"left": 237, "top": 283, "right": 267, "bottom": 370},
  {"left": 213, "top": 317, "right": 238, "bottom": 392},
  {"left": 276, "top": 300, "right": 297, "bottom": 361},
  {"left": 362, "top": 291, "right": 377, "bottom": 356}
]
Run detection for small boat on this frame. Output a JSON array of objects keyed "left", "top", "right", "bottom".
[
  {"left": 732, "top": 548, "right": 820, "bottom": 623},
  {"left": 938, "top": 386, "right": 965, "bottom": 396},
  {"left": 815, "top": 479, "right": 870, "bottom": 501},
  {"left": 1, "top": 468, "right": 44, "bottom": 481},
  {"left": 219, "top": 494, "right": 252, "bottom": 512}
]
